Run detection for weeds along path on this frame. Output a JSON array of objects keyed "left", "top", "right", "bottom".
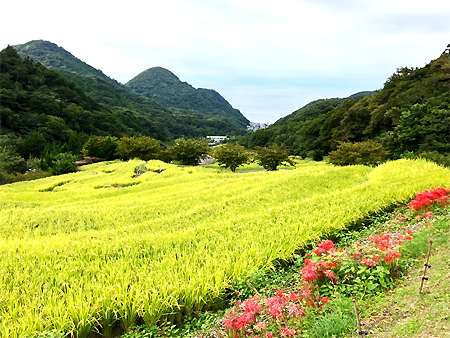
[{"left": 0, "top": 160, "right": 448, "bottom": 336}]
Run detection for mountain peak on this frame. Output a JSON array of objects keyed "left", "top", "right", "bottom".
[
  {"left": 143, "top": 67, "right": 180, "bottom": 81},
  {"left": 14, "top": 40, "right": 106, "bottom": 78},
  {"left": 125, "top": 68, "right": 248, "bottom": 124}
]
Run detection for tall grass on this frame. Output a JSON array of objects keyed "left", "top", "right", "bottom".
[{"left": 0, "top": 159, "right": 448, "bottom": 336}]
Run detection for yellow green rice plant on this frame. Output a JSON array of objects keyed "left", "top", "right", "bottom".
[{"left": 0, "top": 159, "right": 448, "bottom": 336}]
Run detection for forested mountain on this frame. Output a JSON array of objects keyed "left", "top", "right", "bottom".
[
  {"left": 125, "top": 66, "right": 249, "bottom": 131},
  {"left": 13, "top": 40, "right": 249, "bottom": 138},
  {"left": 0, "top": 45, "right": 176, "bottom": 181},
  {"left": 274, "top": 90, "right": 375, "bottom": 126},
  {"left": 240, "top": 48, "right": 450, "bottom": 161},
  {"left": 0, "top": 46, "right": 160, "bottom": 150}
]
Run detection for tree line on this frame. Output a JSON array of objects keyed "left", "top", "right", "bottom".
[
  {"left": 79, "top": 136, "right": 294, "bottom": 172},
  {"left": 0, "top": 132, "right": 298, "bottom": 184}
]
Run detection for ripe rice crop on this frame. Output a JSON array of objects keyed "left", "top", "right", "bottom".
[{"left": 0, "top": 159, "right": 448, "bottom": 337}]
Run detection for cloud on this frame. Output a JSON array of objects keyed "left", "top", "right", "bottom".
[{"left": 1, "top": 0, "right": 449, "bottom": 122}]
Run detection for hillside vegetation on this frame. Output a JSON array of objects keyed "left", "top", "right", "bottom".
[
  {"left": 0, "top": 46, "right": 171, "bottom": 182},
  {"left": 125, "top": 67, "right": 249, "bottom": 135},
  {"left": 241, "top": 48, "right": 450, "bottom": 162},
  {"left": 13, "top": 40, "right": 249, "bottom": 138},
  {"left": 0, "top": 159, "right": 448, "bottom": 337}
]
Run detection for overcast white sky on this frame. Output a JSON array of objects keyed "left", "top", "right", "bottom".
[{"left": 1, "top": 0, "right": 449, "bottom": 123}]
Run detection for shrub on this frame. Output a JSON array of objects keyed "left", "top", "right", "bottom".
[
  {"left": 254, "top": 144, "right": 294, "bottom": 171},
  {"left": 214, "top": 144, "right": 249, "bottom": 172},
  {"left": 82, "top": 136, "right": 118, "bottom": 160},
  {"left": 415, "top": 151, "right": 450, "bottom": 168},
  {"left": 0, "top": 147, "right": 27, "bottom": 173},
  {"left": 50, "top": 153, "right": 77, "bottom": 175},
  {"left": 116, "top": 136, "right": 161, "bottom": 161},
  {"left": 168, "top": 138, "right": 209, "bottom": 166},
  {"left": 327, "top": 141, "right": 388, "bottom": 166}
]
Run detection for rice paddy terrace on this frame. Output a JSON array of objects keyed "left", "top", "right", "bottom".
[{"left": 0, "top": 159, "right": 449, "bottom": 337}]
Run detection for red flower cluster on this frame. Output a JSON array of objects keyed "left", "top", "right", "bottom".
[
  {"left": 368, "top": 233, "right": 393, "bottom": 250},
  {"left": 360, "top": 258, "right": 377, "bottom": 266},
  {"left": 313, "top": 240, "right": 335, "bottom": 256},
  {"left": 301, "top": 258, "right": 338, "bottom": 282},
  {"left": 408, "top": 187, "right": 450, "bottom": 211},
  {"left": 223, "top": 296, "right": 262, "bottom": 332},
  {"left": 279, "top": 327, "right": 296, "bottom": 336},
  {"left": 223, "top": 291, "right": 310, "bottom": 337}
]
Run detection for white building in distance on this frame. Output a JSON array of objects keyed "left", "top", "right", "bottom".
[{"left": 206, "top": 136, "right": 228, "bottom": 146}]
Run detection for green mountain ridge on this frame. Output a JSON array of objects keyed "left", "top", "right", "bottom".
[
  {"left": 125, "top": 66, "right": 249, "bottom": 128},
  {"left": 275, "top": 91, "right": 375, "bottom": 126},
  {"left": 13, "top": 40, "right": 249, "bottom": 138},
  {"left": 240, "top": 49, "right": 450, "bottom": 161}
]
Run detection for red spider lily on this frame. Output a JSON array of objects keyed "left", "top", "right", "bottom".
[
  {"left": 241, "top": 297, "right": 262, "bottom": 313},
  {"left": 265, "top": 297, "right": 286, "bottom": 319},
  {"left": 289, "top": 292, "right": 299, "bottom": 301},
  {"left": 264, "top": 332, "right": 274, "bottom": 338},
  {"left": 368, "top": 234, "right": 394, "bottom": 250},
  {"left": 255, "top": 322, "right": 266, "bottom": 331},
  {"left": 386, "top": 250, "right": 400, "bottom": 258},
  {"left": 301, "top": 289, "right": 311, "bottom": 298},
  {"left": 279, "top": 327, "right": 296, "bottom": 336},
  {"left": 409, "top": 187, "right": 450, "bottom": 211},
  {"left": 423, "top": 211, "right": 434, "bottom": 218},
  {"left": 405, "top": 229, "right": 414, "bottom": 234},
  {"left": 288, "top": 304, "right": 305, "bottom": 318},
  {"left": 313, "top": 240, "right": 335, "bottom": 256},
  {"left": 324, "top": 269, "right": 338, "bottom": 279},
  {"left": 301, "top": 259, "right": 338, "bottom": 282},
  {"left": 361, "top": 258, "right": 377, "bottom": 266}
]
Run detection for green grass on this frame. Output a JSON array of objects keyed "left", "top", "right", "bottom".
[{"left": 0, "top": 159, "right": 448, "bottom": 337}]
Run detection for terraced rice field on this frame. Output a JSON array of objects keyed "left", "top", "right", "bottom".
[{"left": 0, "top": 159, "right": 448, "bottom": 337}]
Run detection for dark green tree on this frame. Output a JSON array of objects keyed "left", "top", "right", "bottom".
[
  {"left": 214, "top": 144, "right": 249, "bottom": 172},
  {"left": 82, "top": 136, "right": 118, "bottom": 160},
  {"left": 0, "top": 134, "right": 27, "bottom": 173},
  {"left": 116, "top": 136, "right": 162, "bottom": 161},
  {"left": 254, "top": 144, "right": 294, "bottom": 171},
  {"left": 50, "top": 153, "right": 77, "bottom": 175},
  {"left": 20, "top": 131, "right": 48, "bottom": 158},
  {"left": 168, "top": 138, "right": 209, "bottom": 166},
  {"left": 327, "top": 141, "right": 388, "bottom": 166}
]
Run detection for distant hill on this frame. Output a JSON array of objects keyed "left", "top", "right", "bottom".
[
  {"left": 14, "top": 40, "right": 249, "bottom": 138},
  {"left": 240, "top": 49, "right": 449, "bottom": 161},
  {"left": 125, "top": 67, "right": 249, "bottom": 129},
  {"left": 275, "top": 91, "right": 375, "bottom": 126}
]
